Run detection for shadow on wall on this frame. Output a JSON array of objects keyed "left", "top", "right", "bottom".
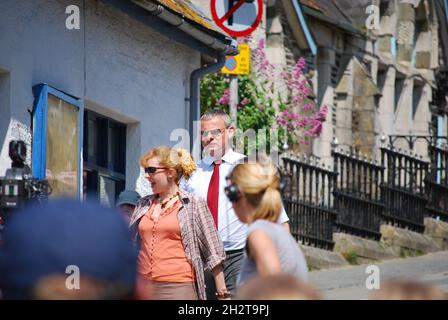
[
  {"left": 126, "top": 122, "right": 150, "bottom": 197},
  {"left": 0, "top": 70, "right": 33, "bottom": 175},
  {"left": 0, "top": 71, "right": 11, "bottom": 173}
]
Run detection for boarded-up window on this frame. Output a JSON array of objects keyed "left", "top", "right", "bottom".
[{"left": 45, "top": 94, "right": 79, "bottom": 197}]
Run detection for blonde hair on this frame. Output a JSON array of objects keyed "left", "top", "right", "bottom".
[
  {"left": 229, "top": 159, "right": 282, "bottom": 223},
  {"left": 139, "top": 146, "right": 196, "bottom": 183}
]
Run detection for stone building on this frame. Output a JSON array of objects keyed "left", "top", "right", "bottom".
[{"left": 265, "top": 0, "right": 448, "bottom": 164}]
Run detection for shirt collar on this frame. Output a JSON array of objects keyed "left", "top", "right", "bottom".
[
  {"left": 221, "top": 149, "right": 246, "bottom": 165},
  {"left": 178, "top": 188, "right": 191, "bottom": 205},
  {"left": 201, "top": 149, "right": 246, "bottom": 167}
]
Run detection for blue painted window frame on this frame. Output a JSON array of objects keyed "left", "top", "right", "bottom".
[
  {"left": 391, "top": 37, "right": 397, "bottom": 59},
  {"left": 292, "top": 0, "right": 317, "bottom": 56},
  {"left": 31, "top": 83, "right": 84, "bottom": 199}
]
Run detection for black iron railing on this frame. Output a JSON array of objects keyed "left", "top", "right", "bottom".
[
  {"left": 380, "top": 147, "right": 429, "bottom": 232},
  {"left": 280, "top": 140, "right": 447, "bottom": 251},
  {"left": 332, "top": 149, "right": 384, "bottom": 240},
  {"left": 281, "top": 156, "right": 337, "bottom": 250},
  {"left": 426, "top": 145, "right": 448, "bottom": 221}
]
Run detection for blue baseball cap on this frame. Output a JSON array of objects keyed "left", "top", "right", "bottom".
[
  {"left": 116, "top": 190, "right": 141, "bottom": 207},
  {"left": 0, "top": 199, "right": 137, "bottom": 299}
]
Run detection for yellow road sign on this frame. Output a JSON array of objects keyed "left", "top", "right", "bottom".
[{"left": 221, "top": 44, "right": 250, "bottom": 75}]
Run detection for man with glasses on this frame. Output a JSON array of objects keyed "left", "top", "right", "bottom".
[{"left": 182, "top": 110, "right": 290, "bottom": 298}]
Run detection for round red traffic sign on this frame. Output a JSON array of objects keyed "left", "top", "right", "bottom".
[{"left": 211, "top": 0, "right": 263, "bottom": 38}]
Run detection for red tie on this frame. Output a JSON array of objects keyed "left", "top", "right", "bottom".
[{"left": 207, "top": 161, "right": 221, "bottom": 229}]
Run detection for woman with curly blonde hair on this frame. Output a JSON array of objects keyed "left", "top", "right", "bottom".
[{"left": 129, "top": 146, "right": 228, "bottom": 300}]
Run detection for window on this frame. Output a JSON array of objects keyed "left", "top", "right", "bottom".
[
  {"left": 413, "top": 3, "right": 430, "bottom": 68},
  {"left": 83, "top": 110, "right": 126, "bottom": 207},
  {"left": 391, "top": 36, "right": 397, "bottom": 59},
  {"left": 377, "top": 67, "right": 387, "bottom": 93},
  {"left": 377, "top": 0, "right": 396, "bottom": 57},
  {"left": 32, "top": 84, "right": 82, "bottom": 199},
  {"left": 379, "top": 0, "right": 394, "bottom": 17},
  {"left": 331, "top": 51, "right": 343, "bottom": 87},
  {"left": 395, "top": 73, "right": 406, "bottom": 113},
  {"left": 412, "top": 81, "right": 424, "bottom": 119}
]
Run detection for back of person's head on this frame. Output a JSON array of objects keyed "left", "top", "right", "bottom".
[
  {"left": 139, "top": 146, "right": 196, "bottom": 183},
  {"left": 235, "top": 274, "right": 321, "bottom": 300},
  {"left": 229, "top": 158, "right": 282, "bottom": 222},
  {"left": 369, "top": 280, "right": 448, "bottom": 300},
  {"left": 0, "top": 199, "right": 137, "bottom": 299}
]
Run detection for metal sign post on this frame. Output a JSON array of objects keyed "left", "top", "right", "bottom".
[{"left": 229, "top": 75, "right": 238, "bottom": 128}]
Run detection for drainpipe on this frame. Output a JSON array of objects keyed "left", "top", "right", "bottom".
[
  {"left": 445, "top": 0, "right": 448, "bottom": 26},
  {"left": 445, "top": 0, "right": 448, "bottom": 66},
  {"left": 189, "top": 52, "right": 227, "bottom": 151}
]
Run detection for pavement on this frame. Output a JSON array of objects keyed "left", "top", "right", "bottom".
[{"left": 308, "top": 251, "right": 448, "bottom": 299}]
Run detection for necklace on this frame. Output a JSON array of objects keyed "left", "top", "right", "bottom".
[{"left": 158, "top": 193, "right": 179, "bottom": 209}]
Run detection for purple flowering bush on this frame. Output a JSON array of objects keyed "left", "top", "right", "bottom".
[{"left": 200, "top": 37, "right": 327, "bottom": 152}]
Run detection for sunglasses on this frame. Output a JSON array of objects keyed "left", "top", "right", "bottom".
[
  {"left": 200, "top": 128, "right": 226, "bottom": 138},
  {"left": 144, "top": 166, "right": 167, "bottom": 174}
]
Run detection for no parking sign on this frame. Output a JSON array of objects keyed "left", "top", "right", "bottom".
[
  {"left": 221, "top": 44, "right": 250, "bottom": 75},
  {"left": 211, "top": 0, "right": 263, "bottom": 38}
]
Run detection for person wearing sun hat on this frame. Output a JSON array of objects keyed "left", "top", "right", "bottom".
[{"left": 116, "top": 190, "right": 141, "bottom": 224}]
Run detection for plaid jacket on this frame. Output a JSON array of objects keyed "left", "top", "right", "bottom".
[{"left": 129, "top": 188, "right": 225, "bottom": 300}]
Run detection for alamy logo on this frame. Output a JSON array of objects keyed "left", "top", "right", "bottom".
[
  {"left": 365, "top": 5, "right": 380, "bottom": 31},
  {"left": 65, "top": 265, "right": 80, "bottom": 290},
  {"left": 65, "top": 5, "right": 80, "bottom": 30},
  {"left": 365, "top": 265, "right": 380, "bottom": 290}
]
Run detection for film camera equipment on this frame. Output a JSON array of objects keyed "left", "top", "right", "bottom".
[{"left": 0, "top": 140, "right": 51, "bottom": 225}]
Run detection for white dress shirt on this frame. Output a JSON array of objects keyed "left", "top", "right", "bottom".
[{"left": 181, "top": 149, "right": 289, "bottom": 251}]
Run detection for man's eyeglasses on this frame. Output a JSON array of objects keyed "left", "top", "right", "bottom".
[
  {"left": 144, "top": 166, "right": 167, "bottom": 174},
  {"left": 201, "top": 128, "right": 226, "bottom": 138}
]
